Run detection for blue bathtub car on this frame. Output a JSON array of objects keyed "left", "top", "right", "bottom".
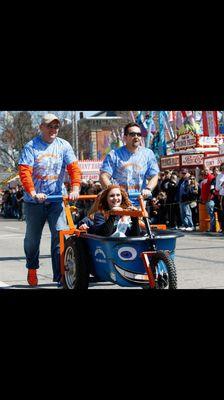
[
  {"left": 46, "top": 194, "right": 183, "bottom": 290},
  {"left": 63, "top": 230, "right": 183, "bottom": 290}
]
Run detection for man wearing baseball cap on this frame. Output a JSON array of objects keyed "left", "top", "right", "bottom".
[{"left": 18, "top": 113, "right": 81, "bottom": 287}]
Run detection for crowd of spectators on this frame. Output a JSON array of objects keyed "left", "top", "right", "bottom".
[
  {"left": 147, "top": 165, "right": 224, "bottom": 232},
  {"left": 0, "top": 185, "right": 25, "bottom": 220},
  {"left": 1, "top": 165, "right": 224, "bottom": 233}
]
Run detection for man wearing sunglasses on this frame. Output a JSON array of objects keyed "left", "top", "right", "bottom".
[
  {"left": 100, "top": 122, "right": 159, "bottom": 204},
  {"left": 18, "top": 113, "right": 81, "bottom": 287}
]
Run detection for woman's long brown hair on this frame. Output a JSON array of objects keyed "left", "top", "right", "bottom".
[{"left": 88, "top": 184, "right": 132, "bottom": 219}]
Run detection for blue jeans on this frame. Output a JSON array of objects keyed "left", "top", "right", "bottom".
[
  {"left": 24, "top": 201, "right": 68, "bottom": 281},
  {"left": 206, "top": 200, "right": 216, "bottom": 231},
  {"left": 179, "top": 202, "right": 194, "bottom": 228}
]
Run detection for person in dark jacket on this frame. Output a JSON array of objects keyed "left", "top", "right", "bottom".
[{"left": 77, "top": 184, "right": 141, "bottom": 237}]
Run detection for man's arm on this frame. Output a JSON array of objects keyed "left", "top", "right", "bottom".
[
  {"left": 67, "top": 161, "right": 82, "bottom": 200},
  {"left": 18, "top": 165, "right": 47, "bottom": 202},
  {"left": 99, "top": 171, "right": 112, "bottom": 189},
  {"left": 146, "top": 174, "right": 159, "bottom": 191},
  {"left": 141, "top": 174, "right": 159, "bottom": 199}
]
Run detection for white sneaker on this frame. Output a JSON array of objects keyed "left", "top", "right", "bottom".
[
  {"left": 185, "top": 227, "right": 194, "bottom": 232},
  {"left": 179, "top": 227, "right": 186, "bottom": 231}
]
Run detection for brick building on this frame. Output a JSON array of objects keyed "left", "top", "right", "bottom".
[{"left": 78, "top": 111, "right": 131, "bottom": 160}]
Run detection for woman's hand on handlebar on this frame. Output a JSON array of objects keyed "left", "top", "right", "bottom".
[
  {"left": 78, "top": 223, "right": 89, "bottom": 230},
  {"left": 111, "top": 206, "right": 124, "bottom": 211}
]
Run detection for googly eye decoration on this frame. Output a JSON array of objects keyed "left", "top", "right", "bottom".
[{"left": 118, "top": 247, "right": 137, "bottom": 261}]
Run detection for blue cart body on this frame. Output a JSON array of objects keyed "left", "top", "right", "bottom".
[
  {"left": 46, "top": 195, "right": 183, "bottom": 288},
  {"left": 82, "top": 230, "right": 182, "bottom": 287}
]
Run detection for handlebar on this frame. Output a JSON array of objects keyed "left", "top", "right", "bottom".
[
  {"left": 109, "top": 209, "right": 143, "bottom": 217},
  {"left": 46, "top": 192, "right": 143, "bottom": 202},
  {"left": 46, "top": 193, "right": 148, "bottom": 217},
  {"left": 128, "top": 192, "right": 141, "bottom": 199},
  {"left": 46, "top": 195, "right": 97, "bottom": 202}
]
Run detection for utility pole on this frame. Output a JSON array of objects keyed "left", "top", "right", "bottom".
[
  {"left": 71, "top": 111, "right": 79, "bottom": 158},
  {"left": 72, "top": 111, "right": 75, "bottom": 150},
  {"left": 75, "top": 111, "right": 79, "bottom": 159}
]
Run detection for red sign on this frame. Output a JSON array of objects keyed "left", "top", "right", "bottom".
[
  {"left": 197, "top": 136, "right": 219, "bottom": 147},
  {"left": 175, "top": 132, "right": 197, "bottom": 150},
  {"left": 160, "top": 155, "right": 180, "bottom": 170},
  {"left": 204, "top": 155, "right": 224, "bottom": 169},
  {"left": 181, "top": 154, "right": 204, "bottom": 166},
  {"left": 78, "top": 160, "right": 103, "bottom": 181}
]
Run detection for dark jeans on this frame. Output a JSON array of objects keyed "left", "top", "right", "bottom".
[{"left": 24, "top": 201, "right": 68, "bottom": 282}]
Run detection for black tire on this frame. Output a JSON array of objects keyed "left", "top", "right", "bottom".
[
  {"left": 63, "top": 236, "right": 89, "bottom": 290},
  {"left": 150, "top": 250, "right": 177, "bottom": 289}
]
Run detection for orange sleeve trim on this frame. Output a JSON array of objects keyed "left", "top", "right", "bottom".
[
  {"left": 18, "top": 165, "right": 35, "bottom": 194},
  {"left": 67, "top": 161, "right": 81, "bottom": 187}
]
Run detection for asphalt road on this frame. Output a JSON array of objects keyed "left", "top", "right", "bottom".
[{"left": 0, "top": 215, "right": 224, "bottom": 289}]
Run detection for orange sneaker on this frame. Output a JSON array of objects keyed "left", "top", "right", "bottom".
[{"left": 27, "top": 269, "right": 38, "bottom": 286}]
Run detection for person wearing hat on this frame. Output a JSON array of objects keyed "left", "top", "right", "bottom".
[{"left": 18, "top": 113, "right": 81, "bottom": 287}]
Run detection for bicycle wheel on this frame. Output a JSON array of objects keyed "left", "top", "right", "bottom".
[
  {"left": 63, "top": 237, "right": 89, "bottom": 290},
  {"left": 150, "top": 250, "right": 177, "bottom": 289}
]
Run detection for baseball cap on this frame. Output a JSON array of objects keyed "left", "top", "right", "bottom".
[{"left": 41, "top": 113, "right": 60, "bottom": 125}]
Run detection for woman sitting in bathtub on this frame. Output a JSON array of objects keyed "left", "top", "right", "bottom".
[{"left": 77, "top": 185, "right": 141, "bottom": 237}]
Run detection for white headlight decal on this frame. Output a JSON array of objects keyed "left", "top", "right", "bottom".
[{"left": 113, "top": 263, "right": 149, "bottom": 283}]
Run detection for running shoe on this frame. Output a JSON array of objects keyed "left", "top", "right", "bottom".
[{"left": 27, "top": 269, "right": 38, "bottom": 286}]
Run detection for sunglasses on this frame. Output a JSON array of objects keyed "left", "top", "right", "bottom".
[
  {"left": 127, "top": 131, "right": 142, "bottom": 137},
  {"left": 46, "top": 124, "right": 60, "bottom": 129}
]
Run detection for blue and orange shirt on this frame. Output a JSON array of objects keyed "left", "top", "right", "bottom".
[
  {"left": 19, "top": 135, "right": 81, "bottom": 202},
  {"left": 100, "top": 145, "right": 159, "bottom": 195}
]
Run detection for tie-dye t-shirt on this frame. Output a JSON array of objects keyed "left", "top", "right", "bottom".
[
  {"left": 100, "top": 145, "right": 159, "bottom": 203},
  {"left": 19, "top": 135, "right": 76, "bottom": 202}
]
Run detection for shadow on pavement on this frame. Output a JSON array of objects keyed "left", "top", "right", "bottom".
[
  {"left": 0, "top": 255, "right": 50, "bottom": 261},
  {"left": 5, "top": 283, "right": 57, "bottom": 289}
]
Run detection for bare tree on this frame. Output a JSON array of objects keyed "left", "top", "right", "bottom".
[{"left": 0, "top": 111, "right": 36, "bottom": 171}]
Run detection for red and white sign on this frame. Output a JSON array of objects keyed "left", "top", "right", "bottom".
[
  {"left": 78, "top": 160, "right": 102, "bottom": 171},
  {"left": 204, "top": 155, "right": 224, "bottom": 169},
  {"left": 175, "top": 132, "right": 197, "bottom": 150},
  {"left": 181, "top": 154, "right": 204, "bottom": 166},
  {"left": 197, "top": 136, "right": 218, "bottom": 147},
  {"left": 78, "top": 160, "right": 103, "bottom": 181},
  {"left": 202, "top": 111, "right": 219, "bottom": 137},
  {"left": 160, "top": 155, "right": 180, "bottom": 170}
]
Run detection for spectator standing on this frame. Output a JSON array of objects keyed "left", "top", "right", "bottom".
[
  {"left": 215, "top": 163, "right": 224, "bottom": 232},
  {"left": 200, "top": 167, "right": 215, "bottom": 232},
  {"left": 179, "top": 169, "right": 194, "bottom": 231}
]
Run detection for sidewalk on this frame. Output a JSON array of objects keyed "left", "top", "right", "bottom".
[{"left": 172, "top": 227, "right": 224, "bottom": 237}]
